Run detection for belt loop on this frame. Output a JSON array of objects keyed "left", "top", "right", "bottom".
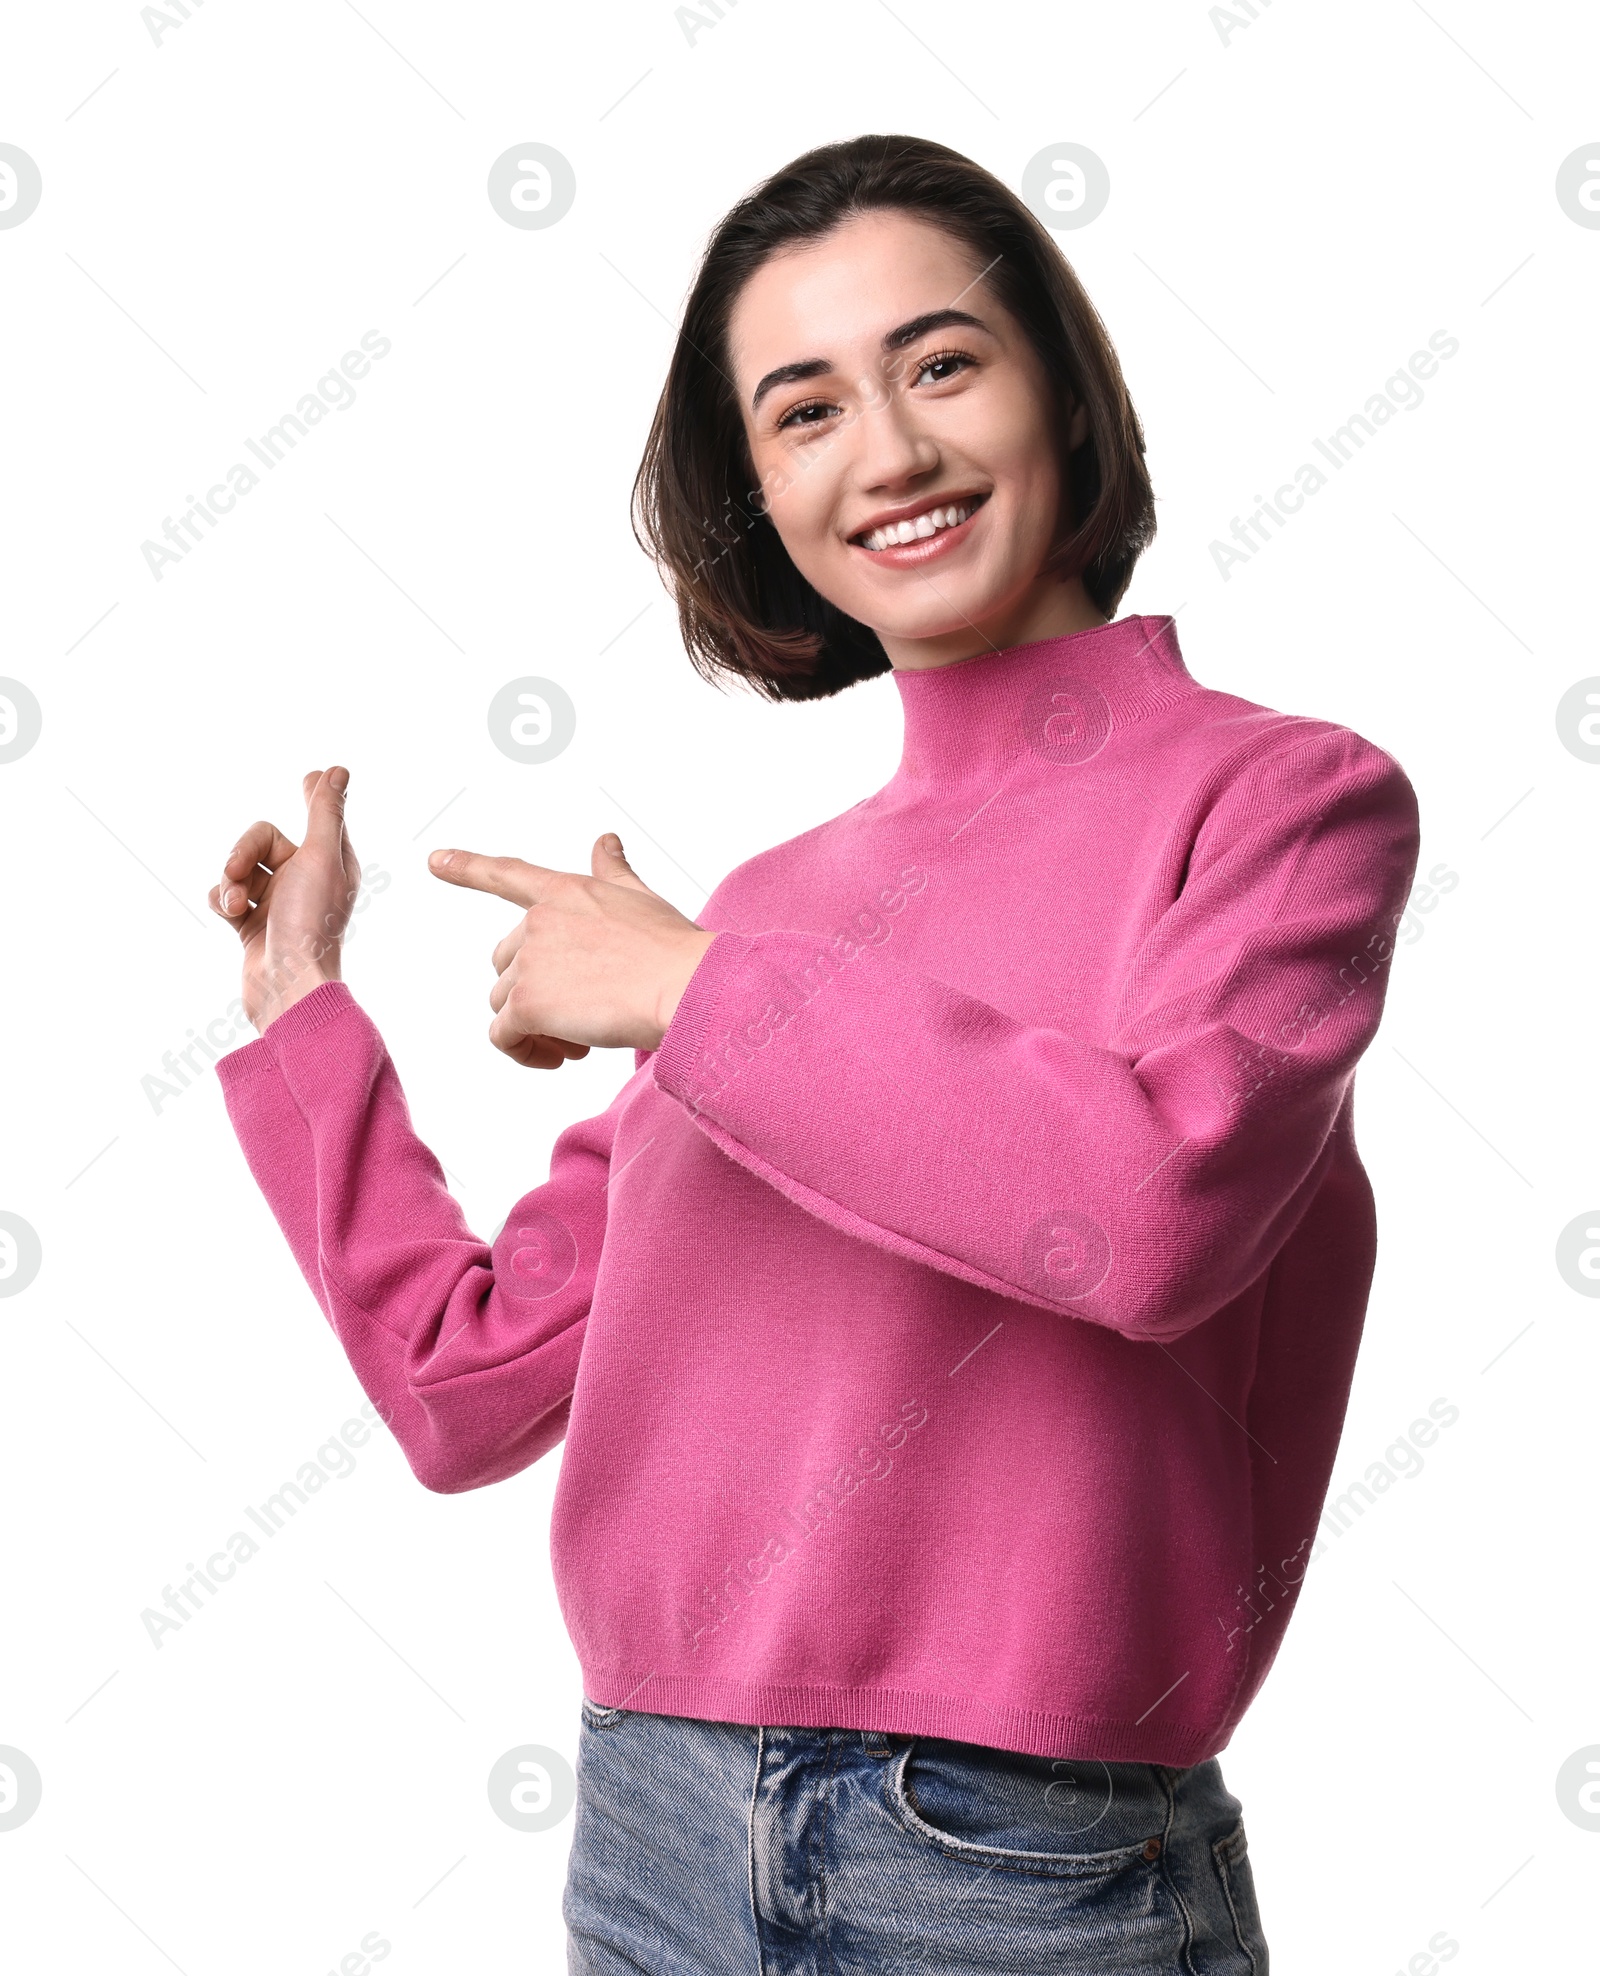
[{"left": 860, "top": 1727, "right": 893, "bottom": 1758}]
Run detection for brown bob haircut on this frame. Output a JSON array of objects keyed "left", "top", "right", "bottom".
[{"left": 632, "top": 133, "right": 1157, "bottom": 704}]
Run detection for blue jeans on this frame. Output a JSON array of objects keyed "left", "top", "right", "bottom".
[{"left": 565, "top": 1702, "right": 1269, "bottom": 1973}]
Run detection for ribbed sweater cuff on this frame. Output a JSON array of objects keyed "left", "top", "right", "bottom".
[
  {"left": 652, "top": 931, "right": 757, "bottom": 1101},
  {"left": 214, "top": 979, "right": 360, "bottom": 1091}
]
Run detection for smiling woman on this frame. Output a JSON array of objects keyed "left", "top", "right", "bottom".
[
  {"left": 633, "top": 137, "right": 1155, "bottom": 696},
  {"left": 209, "top": 133, "right": 1419, "bottom": 1974},
  {"left": 727, "top": 216, "right": 1087, "bottom": 663}
]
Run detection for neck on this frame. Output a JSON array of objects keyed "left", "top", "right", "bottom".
[
  {"left": 888, "top": 611, "right": 1198, "bottom": 792},
  {"left": 881, "top": 574, "right": 1112, "bottom": 673}
]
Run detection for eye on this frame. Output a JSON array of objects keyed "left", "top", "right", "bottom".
[
  {"left": 914, "top": 349, "right": 976, "bottom": 386},
  {"left": 775, "top": 397, "right": 838, "bottom": 432}
]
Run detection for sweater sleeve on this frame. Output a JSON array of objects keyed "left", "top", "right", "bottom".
[
  {"left": 216, "top": 980, "right": 633, "bottom": 1491},
  {"left": 650, "top": 724, "right": 1421, "bottom": 1343}
]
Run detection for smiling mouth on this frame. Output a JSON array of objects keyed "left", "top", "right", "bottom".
[{"left": 852, "top": 493, "right": 989, "bottom": 553}]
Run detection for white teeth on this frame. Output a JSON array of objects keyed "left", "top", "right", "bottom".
[{"left": 860, "top": 499, "right": 978, "bottom": 553}]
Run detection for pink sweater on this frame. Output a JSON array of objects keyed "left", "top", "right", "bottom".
[{"left": 217, "top": 614, "right": 1419, "bottom": 1766}]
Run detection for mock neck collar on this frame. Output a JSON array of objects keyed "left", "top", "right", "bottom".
[{"left": 888, "top": 613, "right": 1197, "bottom": 789}]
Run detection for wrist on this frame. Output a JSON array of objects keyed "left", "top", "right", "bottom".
[
  {"left": 255, "top": 962, "right": 339, "bottom": 1035},
  {"left": 651, "top": 929, "right": 718, "bottom": 1047}
]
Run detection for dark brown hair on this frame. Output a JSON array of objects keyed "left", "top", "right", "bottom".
[{"left": 632, "top": 133, "right": 1156, "bottom": 703}]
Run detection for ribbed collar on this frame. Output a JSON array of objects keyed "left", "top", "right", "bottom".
[{"left": 890, "top": 613, "right": 1198, "bottom": 790}]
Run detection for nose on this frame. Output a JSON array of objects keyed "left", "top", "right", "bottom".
[{"left": 852, "top": 387, "right": 941, "bottom": 494}]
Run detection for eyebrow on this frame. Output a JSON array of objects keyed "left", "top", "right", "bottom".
[{"left": 749, "top": 308, "right": 993, "bottom": 412}]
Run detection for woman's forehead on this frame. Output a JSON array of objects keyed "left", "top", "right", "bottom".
[{"left": 726, "top": 213, "right": 992, "bottom": 382}]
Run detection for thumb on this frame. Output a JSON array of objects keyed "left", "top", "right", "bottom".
[
  {"left": 303, "top": 765, "right": 349, "bottom": 855},
  {"left": 592, "top": 831, "right": 651, "bottom": 892}
]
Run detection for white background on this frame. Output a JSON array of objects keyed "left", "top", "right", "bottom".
[{"left": 2, "top": 1, "right": 1595, "bottom": 1969}]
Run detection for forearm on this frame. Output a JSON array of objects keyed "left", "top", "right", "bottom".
[
  {"left": 650, "top": 732, "right": 1419, "bottom": 1342},
  {"left": 218, "top": 980, "right": 623, "bottom": 1489}
]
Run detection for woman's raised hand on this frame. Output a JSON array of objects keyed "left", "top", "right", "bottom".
[
  {"left": 428, "top": 833, "right": 717, "bottom": 1070},
  {"left": 209, "top": 766, "right": 360, "bottom": 1034}
]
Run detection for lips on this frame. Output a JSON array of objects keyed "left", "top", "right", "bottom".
[{"left": 850, "top": 491, "right": 990, "bottom": 559}]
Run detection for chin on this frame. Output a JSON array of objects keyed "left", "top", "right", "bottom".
[
  {"left": 863, "top": 601, "right": 989, "bottom": 643},
  {"left": 850, "top": 577, "right": 1017, "bottom": 646}
]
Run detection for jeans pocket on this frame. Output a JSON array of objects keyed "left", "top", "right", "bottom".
[
  {"left": 885, "top": 1736, "right": 1169, "bottom": 1880},
  {"left": 580, "top": 1696, "right": 628, "bottom": 1732},
  {"left": 1212, "top": 1818, "right": 1269, "bottom": 1972}
]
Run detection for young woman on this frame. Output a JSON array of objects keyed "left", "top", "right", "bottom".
[{"left": 210, "top": 136, "right": 1419, "bottom": 1973}]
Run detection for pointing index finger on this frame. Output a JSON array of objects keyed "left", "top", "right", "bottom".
[{"left": 428, "top": 849, "right": 557, "bottom": 909}]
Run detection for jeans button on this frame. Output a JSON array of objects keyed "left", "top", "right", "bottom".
[{"left": 1142, "top": 1837, "right": 1162, "bottom": 1860}]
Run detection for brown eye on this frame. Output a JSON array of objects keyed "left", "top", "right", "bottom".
[
  {"left": 777, "top": 398, "right": 836, "bottom": 431},
  {"left": 916, "top": 350, "right": 976, "bottom": 386}
]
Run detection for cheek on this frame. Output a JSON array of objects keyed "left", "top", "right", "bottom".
[
  {"left": 976, "top": 390, "right": 1060, "bottom": 502},
  {"left": 761, "top": 461, "right": 843, "bottom": 569},
  {"left": 745, "top": 439, "right": 790, "bottom": 516}
]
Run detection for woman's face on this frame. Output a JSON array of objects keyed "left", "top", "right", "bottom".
[{"left": 726, "top": 209, "right": 1088, "bottom": 666}]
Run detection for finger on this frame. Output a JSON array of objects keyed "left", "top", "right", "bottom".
[
  {"left": 219, "top": 820, "right": 298, "bottom": 914},
  {"left": 302, "top": 765, "right": 349, "bottom": 859},
  {"left": 490, "top": 918, "right": 529, "bottom": 978},
  {"left": 507, "top": 1034, "right": 590, "bottom": 1070},
  {"left": 491, "top": 1003, "right": 589, "bottom": 1068},
  {"left": 488, "top": 964, "right": 541, "bottom": 1018},
  {"left": 483, "top": 966, "right": 581, "bottom": 1059},
  {"left": 214, "top": 859, "right": 275, "bottom": 921},
  {"left": 591, "top": 833, "right": 652, "bottom": 893},
  {"left": 209, "top": 862, "right": 278, "bottom": 930},
  {"left": 428, "top": 849, "right": 561, "bottom": 910}
]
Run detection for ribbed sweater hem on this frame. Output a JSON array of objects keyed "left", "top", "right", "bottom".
[{"left": 581, "top": 1672, "right": 1229, "bottom": 1768}]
